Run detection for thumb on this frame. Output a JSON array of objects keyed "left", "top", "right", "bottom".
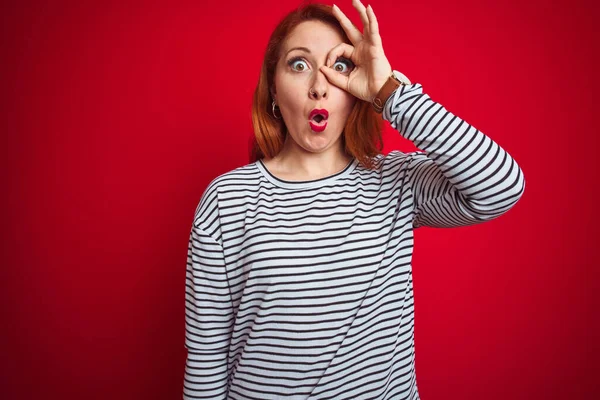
[{"left": 320, "top": 65, "right": 348, "bottom": 92}]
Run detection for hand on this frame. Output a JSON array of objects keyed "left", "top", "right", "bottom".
[{"left": 320, "top": 0, "right": 393, "bottom": 103}]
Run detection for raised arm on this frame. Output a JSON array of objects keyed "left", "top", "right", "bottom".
[
  {"left": 383, "top": 83, "right": 525, "bottom": 228},
  {"left": 317, "top": 1, "right": 525, "bottom": 229},
  {"left": 183, "top": 223, "right": 232, "bottom": 399}
]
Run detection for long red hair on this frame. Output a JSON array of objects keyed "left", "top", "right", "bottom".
[{"left": 249, "top": 1, "right": 384, "bottom": 170}]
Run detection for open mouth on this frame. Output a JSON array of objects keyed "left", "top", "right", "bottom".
[
  {"left": 309, "top": 109, "right": 329, "bottom": 132},
  {"left": 309, "top": 117, "right": 327, "bottom": 132}
]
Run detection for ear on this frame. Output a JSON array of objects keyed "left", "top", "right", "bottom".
[{"left": 270, "top": 85, "right": 276, "bottom": 102}]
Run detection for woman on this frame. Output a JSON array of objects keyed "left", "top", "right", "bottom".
[{"left": 183, "top": 1, "right": 525, "bottom": 399}]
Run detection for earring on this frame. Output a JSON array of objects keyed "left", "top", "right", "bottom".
[{"left": 272, "top": 100, "right": 282, "bottom": 120}]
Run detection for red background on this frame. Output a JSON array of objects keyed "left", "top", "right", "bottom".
[{"left": 2, "top": 0, "right": 598, "bottom": 399}]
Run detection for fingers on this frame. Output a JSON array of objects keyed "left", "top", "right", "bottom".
[
  {"left": 333, "top": 1, "right": 382, "bottom": 47},
  {"left": 321, "top": 43, "right": 354, "bottom": 93},
  {"left": 331, "top": 4, "right": 362, "bottom": 45},
  {"left": 319, "top": 62, "right": 349, "bottom": 92},
  {"left": 365, "top": 4, "right": 379, "bottom": 35},
  {"left": 352, "top": 0, "right": 370, "bottom": 37},
  {"left": 325, "top": 42, "right": 355, "bottom": 69},
  {"left": 365, "top": 5, "right": 382, "bottom": 47}
]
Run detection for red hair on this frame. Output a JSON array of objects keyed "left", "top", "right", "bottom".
[{"left": 249, "top": 1, "right": 384, "bottom": 170}]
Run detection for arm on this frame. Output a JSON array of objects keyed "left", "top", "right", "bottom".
[
  {"left": 183, "top": 223, "right": 233, "bottom": 399},
  {"left": 383, "top": 83, "right": 526, "bottom": 229}
]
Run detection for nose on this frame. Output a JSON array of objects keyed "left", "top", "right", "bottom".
[{"left": 309, "top": 70, "right": 328, "bottom": 100}]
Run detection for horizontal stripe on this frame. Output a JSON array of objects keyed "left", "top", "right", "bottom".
[{"left": 183, "top": 82, "right": 525, "bottom": 400}]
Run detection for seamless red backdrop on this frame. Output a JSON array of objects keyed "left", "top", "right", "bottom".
[{"left": 2, "top": 0, "right": 598, "bottom": 399}]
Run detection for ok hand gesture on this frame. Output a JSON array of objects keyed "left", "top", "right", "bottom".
[{"left": 320, "top": 0, "right": 394, "bottom": 102}]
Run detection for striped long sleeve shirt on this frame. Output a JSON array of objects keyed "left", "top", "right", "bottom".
[{"left": 183, "top": 82, "right": 526, "bottom": 400}]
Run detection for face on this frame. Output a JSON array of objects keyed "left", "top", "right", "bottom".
[{"left": 272, "top": 20, "right": 357, "bottom": 155}]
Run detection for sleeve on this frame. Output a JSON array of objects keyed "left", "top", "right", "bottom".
[
  {"left": 183, "top": 223, "right": 233, "bottom": 399},
  {"left": 383, "top": 82, "right": 526, "bottom": 229}
]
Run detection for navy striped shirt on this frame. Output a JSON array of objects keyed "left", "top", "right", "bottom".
[{"left": 183, "top": 83, "right": 526, "bottom": 399}]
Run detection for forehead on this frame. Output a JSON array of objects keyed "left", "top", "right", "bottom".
[{"left": 283, "top": 20, "right": 344, "bottom": 55}]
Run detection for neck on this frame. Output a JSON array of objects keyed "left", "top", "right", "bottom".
[{"left": 271, "top": 134, "right": 352, "bottom": 180}]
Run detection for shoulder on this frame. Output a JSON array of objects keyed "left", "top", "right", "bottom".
[
  {"left": 387, "top": 150, "right": 429, "bottom": 164},
  {"left": 193, "top": 161, "right": 261, "bottom": 224},
  {"left": 375, "top": 150, "right": 421, "bottom": 171},
  {"left": 205, "top": 161, "right": 260, "bottom": 193},
  {"left": 360, "top": 150, "right": 427, "bottom": 181}
]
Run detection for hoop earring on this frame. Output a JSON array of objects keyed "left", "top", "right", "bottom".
[{"left": 272, "top": 100, "right": 282, "bottom": 120}]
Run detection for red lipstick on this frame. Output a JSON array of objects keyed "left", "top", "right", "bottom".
[
  {"left": 309, "top": 108, "right": 329, "bottom": 132},
  {"left": 309, "top": 109, "right": 329, "bottom": 120}
]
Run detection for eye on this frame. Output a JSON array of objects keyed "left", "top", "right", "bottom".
[
  {"left": 287, "top": 57, "right": 308, "bottom": 72},
  {"left": 332, "top": 57, "right": 354, "bottom": 74}
]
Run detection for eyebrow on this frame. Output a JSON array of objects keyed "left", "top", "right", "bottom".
[{"left": 286, "top": 46, "right": 311, "bottom": 56}]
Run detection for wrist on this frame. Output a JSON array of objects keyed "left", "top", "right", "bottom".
[
  {"left": 371, "top": 69, "right": 411, "bottom": 114},
  {"left": 372, "top": 67, "right": 393, "bottom": 101}
]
